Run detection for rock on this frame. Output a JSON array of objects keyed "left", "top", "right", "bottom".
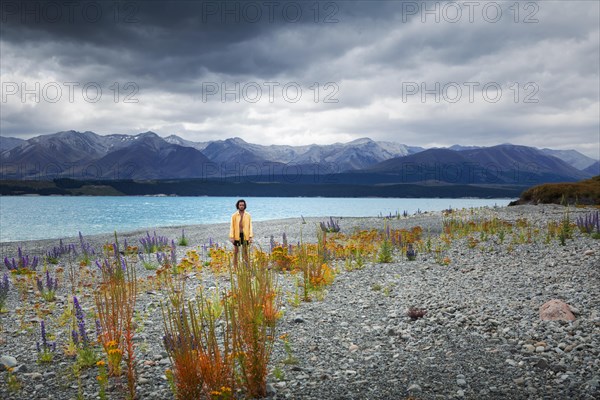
[
  {"left": 407, "top": 383, "right": 422, "bottom": 393},
  {"left": 0, "top": 355, "right": 18, "bottom": 370},
  {"left": 535, "top": 358, "right": 549, "bottom": 369},
  {"left": 539, "top": 300, "right": 576, "bottom": 322},
  {"left": 514, "top": 377, "right": 525, "bottom": 385},
  {"left": 349, "top": 344, "right": 359, "bottom": 352},
  {"left": 584, "top": 250, "right": 594, "bottom": 256},
  {"left": 523, "top": 344, "right": 535, "bottom": 353},
  {"left": 24, "top": 372, "right": 43, "bottom": 380},
  {"left": 293, "top": 317, "right": 305, "bottom": 323},
  {"left": 457, "top": 379, "right": 467, "bottom": 386}
]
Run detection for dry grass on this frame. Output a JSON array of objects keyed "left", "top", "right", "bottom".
[{"left": 516, "top": 176, "right": 600, "bottom": 205}]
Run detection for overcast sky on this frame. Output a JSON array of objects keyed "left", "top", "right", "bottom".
[{"left": 1, "top": 0, "right": 599, "bottom": 158}]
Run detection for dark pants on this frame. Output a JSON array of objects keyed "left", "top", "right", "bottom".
[{"left": 234, "top": 232, "right": 249, "bottom": 247}]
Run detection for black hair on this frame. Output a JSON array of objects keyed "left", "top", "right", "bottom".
[{"left": 236, "top": 199, "right": 247, "bottom": 210}]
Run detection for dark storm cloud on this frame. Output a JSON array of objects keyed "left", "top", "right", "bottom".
[
  {"left": 2, "top": 1, "right": 364, "bottom": 80},
  {"left": 1, "top": 0, "right": 598, "bottom": 158}
]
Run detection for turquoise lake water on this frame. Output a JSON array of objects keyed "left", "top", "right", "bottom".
[{"left": 0, "top": 196, "right": 512, "bottom": 242}]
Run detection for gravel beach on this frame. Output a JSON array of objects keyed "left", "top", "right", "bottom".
[{"left": 1, "top": 204, "right": 599, "bottom": 400}]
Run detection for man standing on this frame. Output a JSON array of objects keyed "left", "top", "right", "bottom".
[{"left": 229, "top": 199, "right": 253, "bottom": 267}]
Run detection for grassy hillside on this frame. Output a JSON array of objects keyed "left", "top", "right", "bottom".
[{"left": 511, "top": 176, "right": 600, "bottom": 205}]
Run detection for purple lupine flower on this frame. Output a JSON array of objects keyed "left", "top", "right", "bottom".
[
  {"left": 282, "top": 232, "right": 288, "bottom": 248},
  {"left": 4, "top": 256, "right": 17, "bottom": 270},
  {"left": 38, "top": 320, "right": 49, "bottom": 351},
  {"left": 96, "top": 258, "right": 115, "bottom": 276},
  {"left": 576, "top": 211, "right": 600, "bottom": 234},
  {"left": 270, "top": 235, "right": 276, "bottom": 252},
  {"left": 46, "top": 270, "right": 58, "bottom": 292},
  {"left": 72, "top": 330, "right": 79, "bottom": 345},
  {"left": 73, "top": 296, "right": 89, "bottom": 346},
  {"left": 37, "top": 271, "right": 58, "bottom": 298},
  {"left": 157, "top": 252, "right": 165, "bottom": 267},
  {"left": 78, "top": 232, "right": 95, "bottom": 258},
  {"left": 139, "top": 231, "right": 170, "bottom": 253},
  {"left": 5, "top": 247, "right": 39, "bottom": 271},
  {"left": 47, "top": 239, "right": 78, "bottom": 261},
  {"left": 36, "top": 276, "right": 44, "bottom": 293}
]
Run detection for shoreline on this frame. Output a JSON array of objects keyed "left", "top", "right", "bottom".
[
  {"left": 0, "top": 203, "right": 593, "bottom": 259},
  {"left": 0, "top": 213, "right": 443, "bottom": 259}
]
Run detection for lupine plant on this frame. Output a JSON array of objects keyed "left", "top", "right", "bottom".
[
  {"left": 72, "top": 296, "right": 97, "bottom": 368},
  {"left": 78, "top": 232, "right": 95, "bottom": 265},
  {"left": 46, "top": 239, "right": 77, "bottom": 264},
  {"left": 37, "top": 320, "right": 57, "bottom": 363},
  {"left": 319, "top": 217, "right": 341, "bottom": 233},
  {"left": 138, "top": 252, "right": 158, "bottom": 270},
  {"left": 0, "top": 272, "right": 9, "bottom": 312},
  {"left": 377, "top": 225, "right": 393, "bottom": 263},
  {"left": 577, "top": 210, "right": 600, "bottom": 236},
  {"left": 162, "top": 303, "right": 205, "bottom": 400},
  {"left": 36, "top": 270, "right": 58, "bottom": 301},
  {"left": 4, "top": 247, "right": 39, "bottom": 273},
  {"left": 140, "top": 231, "right": 170, "bottom": 253},
  {"left": 178, "top": 229, "right": 188, "bottom": 246},
  {"left": 157, "top": 241, "right": 178, "bottom": 272}
]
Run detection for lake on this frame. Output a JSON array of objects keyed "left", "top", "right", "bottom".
[{"left": 0, "top": 196, "right": 512, "bottom": 242}]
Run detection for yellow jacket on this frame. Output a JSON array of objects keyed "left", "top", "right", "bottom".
[{"left": 229, "top": 211, "right": 253, "bottom": 241}]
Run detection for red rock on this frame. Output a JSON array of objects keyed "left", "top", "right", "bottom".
[{"left": 539, "top": 299, "right": 576, "bottom": 322}]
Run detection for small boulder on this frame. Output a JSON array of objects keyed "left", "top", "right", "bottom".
[
  {"left": 540, "top": 300, "right": 576, "bottom": 322},
  {"left": 0, "top": 355, "right": 18, "bottom": 370}
]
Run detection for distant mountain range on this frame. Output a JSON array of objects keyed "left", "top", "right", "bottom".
[{"left": 0, "top": 131, "right": 597, "bottom": 185}]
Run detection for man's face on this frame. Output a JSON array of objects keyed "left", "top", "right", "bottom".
[{"left": 238, "top": 202, "right": 246, "bottom": 210}]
